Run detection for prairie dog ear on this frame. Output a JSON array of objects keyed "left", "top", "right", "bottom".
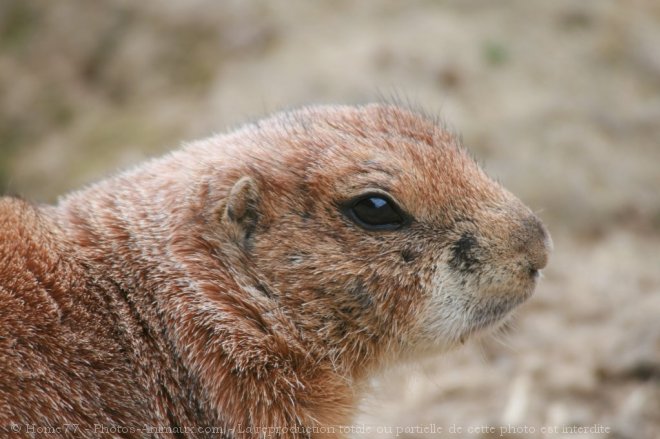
[{"left": 222, "top": 176, "right": 260, "bottom": 244}]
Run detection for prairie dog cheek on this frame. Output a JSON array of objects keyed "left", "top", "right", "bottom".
[{"left": 410, "top": 269, "right": 476, "bottom": 348}]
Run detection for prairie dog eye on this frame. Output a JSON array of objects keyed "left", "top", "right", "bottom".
[{"left": 344, "top": 193, "right": 408, "bottom": 230}]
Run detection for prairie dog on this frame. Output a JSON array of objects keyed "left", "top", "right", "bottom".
[{"left": 0, "top": 104, "right": 551, "bottom": 437}]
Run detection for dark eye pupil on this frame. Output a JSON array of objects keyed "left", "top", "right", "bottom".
[{"left": 352, "top": 196, "right": 403, "bottom": 227}]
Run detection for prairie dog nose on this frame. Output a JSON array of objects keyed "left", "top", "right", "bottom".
[{"left": 520, "top": 215, "right": 552, "bottom": 272}]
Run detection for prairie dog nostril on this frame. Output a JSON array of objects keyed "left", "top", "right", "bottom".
[{"left": 520, "top": 215, "right": 551, "bottom": 272}]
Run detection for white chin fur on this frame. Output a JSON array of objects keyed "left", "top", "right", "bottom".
[{"left": 415, "top": 270, "right": 527, "bottom": 348}]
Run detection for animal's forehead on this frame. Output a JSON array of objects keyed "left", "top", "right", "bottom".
[
  {"left": 310, "top": 138, "right": 495, "bottom": 223},
  {"left": 254, "top": 105, "right": 504, "bottom": 220}
]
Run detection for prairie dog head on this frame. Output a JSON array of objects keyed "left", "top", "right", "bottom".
[{"left": 211, "top": 103, "right": 551, "bottom": 368}]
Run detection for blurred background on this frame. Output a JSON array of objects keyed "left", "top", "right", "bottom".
[{"left": 1, "top": 0, "right": 658, "bottom": 437}]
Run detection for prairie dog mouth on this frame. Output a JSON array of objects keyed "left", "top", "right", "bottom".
[{"left": 460, "top": 293, "right": 529, "bottom": 340}]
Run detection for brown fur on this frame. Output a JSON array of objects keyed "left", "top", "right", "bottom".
[{"left": 0, "top": 104, "right": 550, "bottom": 437}]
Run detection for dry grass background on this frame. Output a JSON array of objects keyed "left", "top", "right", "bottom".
[{"left": 1, "top": 1, "right": 659, "bottom": 438}]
